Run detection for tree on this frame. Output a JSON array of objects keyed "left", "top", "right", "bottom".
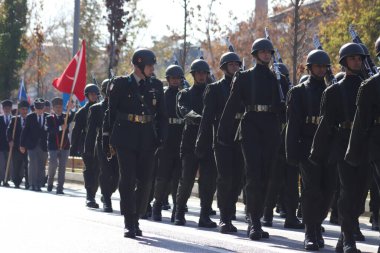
[
  {"left": 0, "top": 0, "right": 28, "bottom": 99},
  {"left": 319, "top": 0, "right": 380, "bottom": 72}
]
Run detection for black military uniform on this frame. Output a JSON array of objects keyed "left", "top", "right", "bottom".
[
  {"left": 218, "top": 38, "right": 282, "bottom": 240},
  {"left": 174, "top": 59, "right": 217, "bottom": 228},
  {"left": 195, "top": 52, "right": 244, "bottom": 233},
  {"left": 311, "top": 43, "right": 371, "bottom": 253},
  {"left": 85, "top": 79, "right": 119, "bottom": 213},
  {"left": 286, "top": 50, "right": 333, "bottom": 250},
  {"left": 0, "top": 100, "right": 12, "bottom": 186},
  {"left": 107, "top": 48, "right": 168, "bottom": 238},
  {"left": 151, "top": 65, "right": 184, "bottom": 221},
  {"left": 71, "top": 84, "right": 100, "bottom": 207},
  {"left": 7, "top": 100, "right": 29, "bottom": 188},
  {"left": 345, "top": 37, "right": 380, "bottom": 253}
]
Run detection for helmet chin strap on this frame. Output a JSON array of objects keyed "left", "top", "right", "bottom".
[{"left": 138, "top": 64, "right": 149, "bottom": 80}]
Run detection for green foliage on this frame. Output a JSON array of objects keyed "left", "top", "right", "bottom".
[
  {"left": 319, "top": 0, "right": 380, "bottom": 71},
  {"left": 0, "top": 0, "right": 28, "bottom": 99}
]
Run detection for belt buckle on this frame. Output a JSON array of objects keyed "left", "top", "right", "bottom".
[
  {"left": 258, "top": 105, "right": 263, "bottom": 112},
  {"left": 135, "top": 115, "right": 141, "bottom": 123}
]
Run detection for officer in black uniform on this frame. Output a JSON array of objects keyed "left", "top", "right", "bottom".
[
  {"left": 174, "top": 59, "right": 217, "bottom": 228},
  {"left": 151, "top": 64, "right": 185, "bottom": 221},
  {"left": 71, "top": 84, "right": 100, "bottom": 207},
  {"left": 218, "top": 38, "right": 282, "bottom": 241},
  {"left": 345, "top": 36, "right": 380, "bottom": 253},
  {"left": 286, "top": 49, "right": 332, "bottom": 250},
  {"left": 311, "top": 43, "right": 370, "bottom": 253},
  {"left": 7, "top": 100, "right": 29, "bottom": 188},
  {"left": 84, "top": 79, "right": 119, "bottom": 212},
  {"left": 107, "top": 48, "right": 168, "bottom": 238},
  {"left": 195, "top": 52, "right": 244, "bottom": 233}
]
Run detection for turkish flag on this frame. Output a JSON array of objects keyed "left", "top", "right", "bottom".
[{"left": 52, "top": 40, "right": 87, "bottom": 101}]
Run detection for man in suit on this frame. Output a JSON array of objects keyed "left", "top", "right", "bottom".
[
  {"left": 20, "top": 98, "right": 48, "bottom": 192},
  {"left": 46, "top": 97, "right": 75, "bottom": 194},
  {"left": 0, "top": 100, "right": 13, "bottom": 186},
  {"left": 7, "top": 100, "right": 29, "bottom": 188}
]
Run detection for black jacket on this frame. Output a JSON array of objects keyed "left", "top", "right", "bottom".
[
  {"left": 20, "top": 112, "right": 48, "bottom": 152},
  {"left": 108, "top": 74, "right": 168, "bottom": 151},
  {"left": 164, "top": 86, "right": 184, "bottom": 150},
  {"left": 46, "top": 112, "right": 75, "bottom": 151},
  {"left": 285, "top": 76, "right": 326, "bottom": 164},
  {"left": 84, "top": 100, "right": 107, "bottom": 156},
  {"left": 310, "top": 74, "right": 362, "bottom": 164},
  {"left": 0, "top": 114, "right": 12, "bottom": 151},
  {"left": 7, "top": 115, "right": 26, "bottom": 149},
  {"left": 71, "top": 102, "right": 96, "bottom": 155}
]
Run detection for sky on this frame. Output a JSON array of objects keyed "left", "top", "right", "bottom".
[{"left": 36, "top": 0, "right": 257, "bottom": 47}]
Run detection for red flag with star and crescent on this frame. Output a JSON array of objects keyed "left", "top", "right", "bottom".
[{"left": 52, "top": 40, "right": 87, "bottom": 101}]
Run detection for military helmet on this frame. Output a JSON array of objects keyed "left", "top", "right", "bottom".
[
  {"left": 339, "top": 43, "right": 365, "bottom": 64},
  {"left": 165, "top": 65, "right": 184, "bottom": 78},
  {"left": 358, "top": 43, "right": 370, "bottom": 56},
  {"left": 298, "top": 75, "right": 309, "bottom": 84},
  {"left": 84, "top": 84, "right": 100, "bottom": 96},
  {"left": 278, "top": 63, "right": 289, "bottom": 76},
  {"left": 101, "top": 79, "right": 109, "bottom": 95},
  {"left": 375, "top": 37, "right": 380, "bottom": 57},
  {"left": 34, "top": 98, "right": 45, "bottom": 110},
  {"left": 306, "top": 49, "right": 331, "bottom": 66},
  {"left": 335, "top": 72, "right": 345, "bottom": 82},
  {"left": 251, "top": 38, "right": 274, "bottom": 55},
  {"left": 190, "top": 59, "right": 210, "bottom": 73},
  {"left": 132, "top": 48, "right": 157, "bottom": 66},
  {"left": 219, "top": 52, "right": 242, "bottom": 69}
]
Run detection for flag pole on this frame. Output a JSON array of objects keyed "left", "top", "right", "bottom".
[{"left": 60, "top": 41, "right": 84, "bottom": 150}]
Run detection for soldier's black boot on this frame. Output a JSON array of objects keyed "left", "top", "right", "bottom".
[
  {"left": 174, "top": 208, "right": 186, "bottom": 226},
  {"left": 141, "top": 204, "right": 152, "bottom": 219},
  {"left": 284, "top": 213, "right": 304, "bottom": 229},
  {"left": 135, "top": 215, "right": 142, "bottom": 237},
  {"left": 335, "top": 233, "right": 344, "bottom": 253},
  {"left": 330, "top": 207, "right": 339, "bottom": 225},
  {"left": 343, "top": 232, "right": 361, "bottom": 253},
  {"left": 371, "top": 210, "right": 379, "bottom": 231},
  {"left": 152, "top": 202, "right": 162, "bottom": 221},
  {"left": 304, "top": 224, "right": 319, "bottom": 251},
  {"left": 198, "top": 209, "right": 217, "bottom": 228},
  {"left": 316, "top": 223, "right": 324, "bottom": 248},
  {"left": 86, "top": 193, "right": 99, "bottom": 208},
  {"left": 261, "top": 207, "right": 273, "bottom": 227},
  {"left": 248, "top": 218, "right": 269, "bottom": 241},
  {"left": 353, "top": 225, "right": 365, "bottom": 241},
  {"left": 123, "top": 215, "right": 136, "bottom": 238},
  {"left": 219, "top": 212, "right": 237, "bottom": 234},
  {"left": 102, "top": 195, "right": 113, "bottom": 213}
]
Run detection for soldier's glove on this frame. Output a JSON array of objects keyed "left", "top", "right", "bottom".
[{"left": 184, "top": 110, "right": 202, "bottom": 125}]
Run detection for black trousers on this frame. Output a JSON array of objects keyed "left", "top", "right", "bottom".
[
  {"left": 369, "top": 176, "right": 380, "bottom": 213},
  {"left": 97, "top": 144, "right": 119, "bottom": 198},
  {"left": 299, "top": 159, "right": 337, "bottom": 225},
  {"left": 214, "top": 143, "right": 244, "bottom": 221},
  {"left": 82, "top": 153, "right": 100, "bottom": 198},
  {"left": 338, "top": 160, "right": 371, "bottom": 234},
  {"left": 176, "top": 152, "right": 217, "bottom": 213},
  {"left": 12, "top": 148, "right": 28, "bottom": 186},
  {"left": 154, "top": 146, "right": 181, "bottom": 205},
  {"left": 116, "top": 148, "right": 155, "bottom": 217}
]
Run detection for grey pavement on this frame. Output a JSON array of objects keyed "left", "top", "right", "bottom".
[{"left": 0, "top": 183, "right": 379, "bottom": 253}]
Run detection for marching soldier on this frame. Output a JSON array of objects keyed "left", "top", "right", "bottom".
[
  {"left": 310, "top": 43, "right": 370, "bottom": 253},
  {"left": 85, "top": 79, "right": 119, "bottom": 212},
  {"left": 151, "top": 64, "right": 184, "bottom": 221},
  {"left": 46, "top": 97, "right": 75, "bottom": 194},
  {"left": 0, "top": 100, "right": 13, "bottom": 186},
  {"left": 71, "top": 84, "right": 100, "bottom": 207},
  {"left": 195, "top": 52, "right": 244, "bottom": 233},
  {"left": 106, "top": 48, "right": 168, "bottom": 238},
  {"left": 345, "top": 37, "right": 380, "bottom": 253},
  {"left": 174, "top": 59, "right": 217, "bottom": 228},
  {"left": 20, "top": 98, "right": 48, "bottom": 192},
  {"left": 7, "top": 100, "right": 29, "bottom": 188},
  {"left": 286, "top": 49, "right": 332, "bottom": 250},
  {"left": 217, "top": 38, "right": 282, "bottom": 240}
]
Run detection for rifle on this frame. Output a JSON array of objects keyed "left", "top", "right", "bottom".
[
  {"left": 348, "top": 25, "right": 379, "bottom": 77},
  {"left": 225, "top": 37, "right": 235, "bottom": 52},
  {"left": 312, "top": 34, "right": 338, "bottom": 85},
  {"left": 264, "top": 27, "right": 285, "bottom": 101},
  {"left": 197, "top": 47, "right": 216, "bottom": 82},
  {"left": 242, "top": 58, "right": 247, "bottom": 71}
]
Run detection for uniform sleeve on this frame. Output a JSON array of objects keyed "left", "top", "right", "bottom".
[
  {"left": 70, "top": 109, "right": 84, "bottom": 154},
  {"left": 108, "top": 78, "right": 122, "bottom": 133},
  {"left": 177, "top": 90, "right": 202, "bottom": 124},
  {"left": 217, "top": 72, "right": 243, "bottom": 146},
  {"left": 46, "top": 116, "right": 59, "bottom": 135},
  {"left": 155, "top": 82, "right": 168, "bottom": 144},
  {"left": 195, "top": 84, "right": 216, "bottom": 156},
  {"left": 285, "top": 87, "right": 302, "bottom": 165},
  {"left": 84, "top": 106, "right": 98, "bottom": 156}
]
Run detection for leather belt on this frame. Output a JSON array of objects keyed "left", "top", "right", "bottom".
[
  {"left": 339, "top": 121, "right": 352, "bottom": 129},
  {"left": 235, "top": 113, "right": 244, "bottom": 120},
  {"left": 117, "top": 112, "right": 153, "bottom": 123},
  {"left": 305, "top": 116, "right": 320, "bottom": 125},
  {"left": 246, "top": 105, "right": 273, "bottom": 112},
  {"left": 169, "top": 118, "right": 184, "bottom": 124}
]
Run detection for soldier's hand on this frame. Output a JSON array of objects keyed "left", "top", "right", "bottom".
[
  {"left": 9, "top": 141, "right": 14, "bottom": 148},
  {"left": 61, "top": 123, "right": 67, "bottom": 132},
  {"left": 19, "top": 147, "right": 26, "bottom": 154}
]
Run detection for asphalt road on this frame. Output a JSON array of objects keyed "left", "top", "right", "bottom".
[{"left": 1, "top": 183, "right": 379, "bottom": 253}]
